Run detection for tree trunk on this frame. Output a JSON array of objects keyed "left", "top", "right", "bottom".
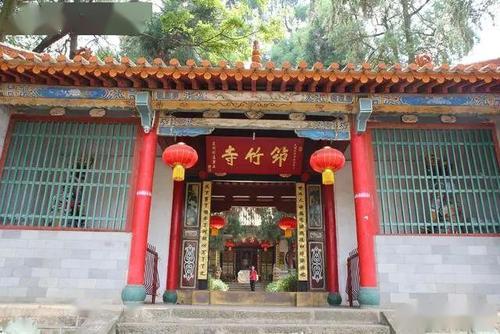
[
  {"left": 69, "top": 33, "right": 78, "bottom": 58},
  {"left": 0, "top": 0, "right": 18, "bottom": 42},
  {"left": 400, "top": 0, "right": 415, "bottom": 63},
  {"left": 308, "top": 0, "right": 317, "bottom": 22},
  {"left": 33, "top": 32, "right": 68, "bottom": 53}
]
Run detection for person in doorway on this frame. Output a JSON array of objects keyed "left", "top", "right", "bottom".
[{"left": 249, "top": 265, "right": 258, "bottom": 292}]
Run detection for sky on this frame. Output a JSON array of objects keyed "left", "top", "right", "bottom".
[{"left": 460, "top": 5, "right": 500, "bottom": 63}]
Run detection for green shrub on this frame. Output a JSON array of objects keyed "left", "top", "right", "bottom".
[
  {"left": 265, "top": 273, "right": 297, "bottom": 292},
  {"left": 208, "top": 276, "right": 229, "bottom": 291}
]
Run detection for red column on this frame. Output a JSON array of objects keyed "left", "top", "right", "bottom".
[
  {"left": 350, "top": 126, "right": 380, "bottom": 305},
  {"left": 322, "top": 184, "right": 341, "bottom": 305},
  {"left": 163, "top": 179, "right": 185, "bottom": 303},
  {"left": 122, "top": 128, "right": 157, "bottom": 303}
]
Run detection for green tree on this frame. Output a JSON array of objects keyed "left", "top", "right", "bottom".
[
  {"left": 121, "top": 0, "right": 282, "bottom": 63},
  {"left": 270, "top": 0, "right": 498, "bottom": 65}
]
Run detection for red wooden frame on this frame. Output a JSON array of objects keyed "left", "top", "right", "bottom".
[
  {"left": 367, "top": 121, "right": 495, "bottom": 130},
  {"left": 0, "top": 114, "right": 140, "bottom": 232},
  {"left": 378, "top": 233, "right": 500, "bottom": 238}
]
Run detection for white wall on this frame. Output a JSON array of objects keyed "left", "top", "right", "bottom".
[
  {"left": 334, "top": 159, "right": 358, "bottom": 304},
  {"left": 0, "top": 107, "right": 10, "bottom": 157},
  {"left": 147, "top": 159, "right": 173, "bottom": 295}
]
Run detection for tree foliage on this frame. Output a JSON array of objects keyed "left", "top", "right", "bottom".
[
  {"left": 1, "top": 0, "right": 496, "bottom": 65},
  {"left": 120, "top": 0, "right": 282, "bottom": 63},
  {"left": 270, "top": 0, "right": 498, "bottom": 65},
  {"left": 209, "top": 206, "right": 286, "bottom": 251}
]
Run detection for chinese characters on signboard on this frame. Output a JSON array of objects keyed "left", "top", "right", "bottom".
[{"left": 206, "top": 136, "right": 304, "bottom": 175}]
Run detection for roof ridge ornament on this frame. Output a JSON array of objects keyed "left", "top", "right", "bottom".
[
  {"left": 251, "top": 40, "right": 261, "bottom": 65},
  {"left": 415, "top": 53, "right": 433, "bottom": 67}
]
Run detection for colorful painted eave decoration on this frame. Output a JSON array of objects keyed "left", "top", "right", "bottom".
[
  {"left": 0, "top": 43, "right": 499, "bottom": 94},
  {"left": 1, "top": 84, "right": 499, "bottom": 113}
]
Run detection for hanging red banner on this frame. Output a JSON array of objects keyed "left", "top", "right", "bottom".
[{"left": 206, "top": 136, "right": 304, "bottom": 175}]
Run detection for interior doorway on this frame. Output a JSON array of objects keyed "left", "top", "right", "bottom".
[{"left": 208, "top": 181, "right": 298, "bottom": 292}]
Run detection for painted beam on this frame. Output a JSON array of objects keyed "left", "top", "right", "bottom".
[
  {"left": 153, "top": 90, "right": 354, "bottom": 114},
  {"left": 0, "top": 84, "right": 498, "bottom": 115},
  {"left": 158, "top": 114, "right": 350, "bottom": 133}
]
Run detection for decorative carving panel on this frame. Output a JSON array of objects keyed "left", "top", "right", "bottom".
[
  {"left": 306, "top": 184, "right": 323, "bottom": 229},
  {"left": 308, "top": 241, "right": 326, "bottom": 290},
  {"left": 180, "top": 240, "right": 198, "bottom": 289},
  {"left": 184, "top": 183, "right": 201, "bottom": 228}
]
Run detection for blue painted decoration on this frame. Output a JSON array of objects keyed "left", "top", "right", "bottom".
[
  {"left": 158, "top": 127, "right": 214, "bottom": 137},
  {"left": 295, "top": 129, "right": 350, "bottom": 141}
]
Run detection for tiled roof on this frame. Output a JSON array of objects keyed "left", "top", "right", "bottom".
[
  {"left": 466, "top": 58, "right": 500, "bottom": 68},
  {"left": 0, "top": 42, "right": 41, "bottom": 59},
  {"left": 0, "top": 43, "right": 498, "bottom": 93}
]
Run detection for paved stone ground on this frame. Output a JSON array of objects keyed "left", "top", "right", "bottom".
[
  {"left": 117, "top": 304, "right": 392, "bottom": 334},
  {"left": 0, "top": 304, "right": 498, "bottom": 333},
  {"left": 0, "top": 304, "right": 121, "bottom": 334}
]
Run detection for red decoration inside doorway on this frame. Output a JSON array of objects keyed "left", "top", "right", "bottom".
[
  {"left": 209, "top": 215, "right": 226, "bottom": 236},
  {"left": 278, "top": 217, "right": 297, "bottom": 238}
]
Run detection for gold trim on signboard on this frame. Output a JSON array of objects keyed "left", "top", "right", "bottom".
[
  {"left": 197, "top": 181, "right": 212, "bottom": 280},
  {"left": 296, "top": 182, "right": 308, "bottom": 281}
]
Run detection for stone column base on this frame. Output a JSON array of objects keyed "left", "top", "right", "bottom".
[
  {"left": 359, "top": 287, "right": 380, "bottom": 306},
  {"left": 163, "top": 290, "right": 178, "bottom": 304},
  {"left": 121, "top": 284, "right": 146, "bottom": 304},
  {"left": 327, "top": 292, "right": 342, "bottom": 306}
]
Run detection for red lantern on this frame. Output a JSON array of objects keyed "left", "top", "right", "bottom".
[
  {"left": 278, "top": 217, "right": 297, "bottom": 238},
  {"left": 210, "top": 215, "right": 225, "bottom": 236},
  {"left": 309, "top": 146, "right": 345, "bottom": 185},
  {"left": 260, "top": 240, "right": 272, "bottom": 252},
  {"left": 162, "top": 142, "right": 198, "bottom": 181},
  {"left": 224, "top": 240, "right": 235, "bottom": 251}
]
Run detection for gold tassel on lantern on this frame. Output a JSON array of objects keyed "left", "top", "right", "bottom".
[
  {"left": 322, "top": 168, "right": 334, "bottom": 185},
  {"left": 285, "top": 229, "right": 292, "bottom": 238},
  {"left": 211, "top": 228, "right": 218, "bottom": 236},
  {"left": 172, "top": 164, "right": 185, "bottom": 181}
]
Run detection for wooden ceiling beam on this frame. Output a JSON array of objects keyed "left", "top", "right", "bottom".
[
  {"left": 145, "top": 77, "right": 159, "bottom": 89},
  {"left": 294, "top": 79, "right": 304, "bottom": 92},
  {"left": 436, "top": 80, "right": 456, "bottom": 94},
  {"left": 251, "top": 78, "right": 257, "bottom": 92},
  {"left": 405, "top": 79, "right": 425, "bottom": 93},
  {"left": 280, "top": 78, "right": 289, "bottom": 92},
  {"left": 309, "top": 79, "right": 319, "bottom": 92},
  {"left": 352, "top": 81, "right": 364, "bottom": 93},
  {"left": 190, "top": 78, "right": 199, "bottom": 90},
  {"left": 334, "top": 80, "right": 349, "bottom": 93}
]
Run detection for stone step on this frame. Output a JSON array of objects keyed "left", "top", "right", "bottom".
[
  {"left": 116, "top": 322, "right": 390, "bottom": 334},
  {"left": 211, "top": 291, "right": 297, "bottom": 306},
  {"left": 120, "top": 305, "right": 382, "bottom": 325},
  {"left": 226, "top": 283, "right": 266, "bottom": 291}
]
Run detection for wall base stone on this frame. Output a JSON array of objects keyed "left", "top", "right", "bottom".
[
  {"left": 0, "top": 230, "right": 131, "bottom": 304},
  {"left": 376, "top": 235, "right": 500, "bottom": 315}
]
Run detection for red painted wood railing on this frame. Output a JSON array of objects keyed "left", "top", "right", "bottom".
[
  {"left": 144, "top": 243, "right": 159, "bottom": 304},
  {"left": 346, "top": 249, "right": 360, "bottom": 307}
]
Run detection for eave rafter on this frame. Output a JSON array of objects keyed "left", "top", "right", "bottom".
[{"left": 0, "top": 43, "right": 498, "bottom": 93}]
